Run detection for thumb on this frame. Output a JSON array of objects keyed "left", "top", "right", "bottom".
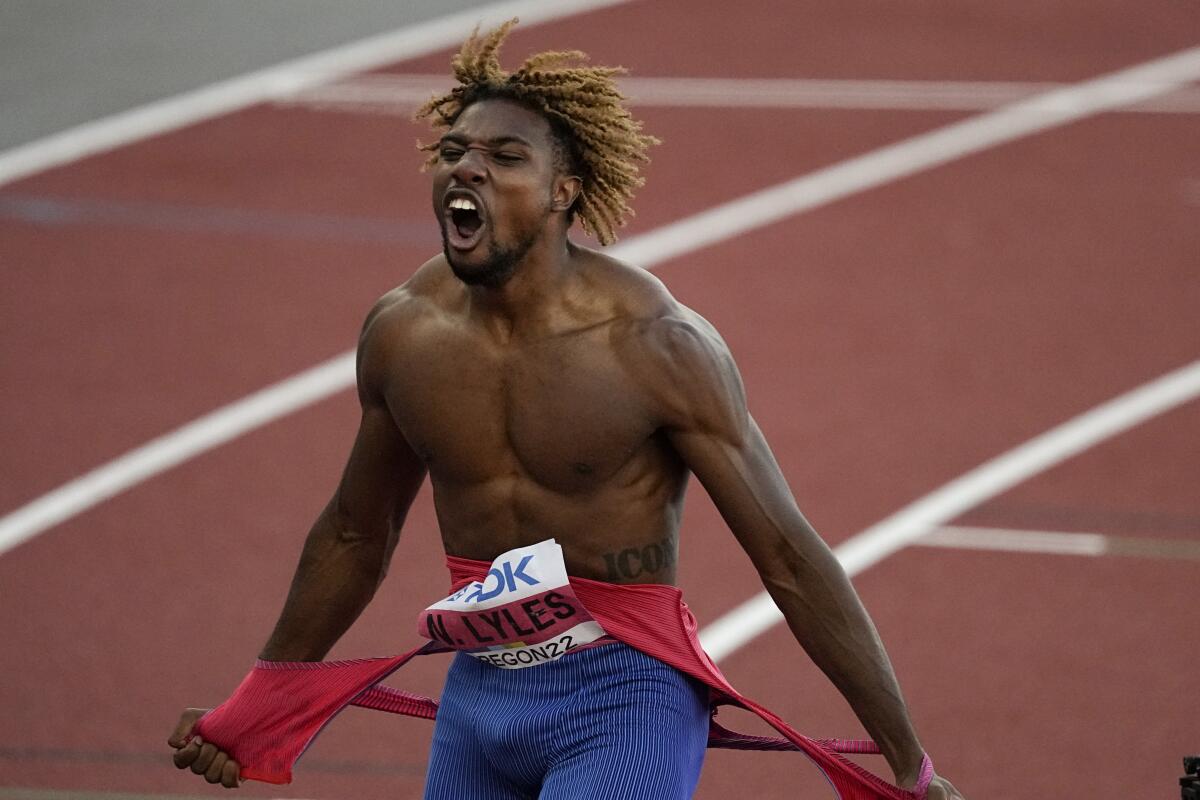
[{"left": 167, "top": 708, "right": 209, "bottom": 748}]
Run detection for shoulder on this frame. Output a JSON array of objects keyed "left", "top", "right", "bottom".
[
  {"left": 360, "top": 253, "right": 475, "bottom": 350},
  {"left": 636, "top": 309, "right": 747, "bottom": 437},
  {"left": 582, "top": 250, "right": 746, "bottom": 436},
  {"left": 362, "top": 255, "right": 459, "bottom": 336},
  {"left": 356, "top": 254, "right": 460, "bottom": 397},
  {"left": 567, "top": 245, "right": 675, "bottom": 320}
]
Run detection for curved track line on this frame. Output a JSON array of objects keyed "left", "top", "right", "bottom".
[
  {"left": 0, "top": 0, "right": 628, "bottom": 188},
  {"left": 699, "top": 359, "right": 1200, "bottom": 662},
  {"left": 3, "top": 45, "right": 1199, "bottom": 555}
]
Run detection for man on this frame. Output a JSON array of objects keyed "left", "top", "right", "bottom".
[{"left": 170, "top": 20, "right": 965, "bottom": 799}]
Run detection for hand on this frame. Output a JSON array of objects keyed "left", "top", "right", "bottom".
[
  {"left": 925, "top": 774, "right": 965, "bottom": 799},
  {"left": 167, "top": 707, "right": 241, "bottom": 789}
]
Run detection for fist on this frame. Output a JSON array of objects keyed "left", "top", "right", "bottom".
[{"left": 167, "top": 708, "right": 241, "bottom": 788}]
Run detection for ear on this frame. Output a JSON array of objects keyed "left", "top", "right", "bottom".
[{"left": 551, "top": 174, "right": 583, "bottom": 213}]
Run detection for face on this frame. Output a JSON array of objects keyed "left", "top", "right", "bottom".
[{"left": 431, "top": 98, "right": 578, "bottom": 288}]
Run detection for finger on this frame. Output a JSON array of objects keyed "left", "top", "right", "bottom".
[
  {"left": 190, "top": 741, "right": 219, "bottom": 774},
  {"left": 172, "top": 739, "right": 201, "bottom": 769},
  {"left": 938, "top": 776, "right": 964, "bottom": 799},
  {"left": 205, "top": 751, "right": 228, "bottom": 784},
  {"left": 221, "top": 758, "right": 241, "bottom": 789},
  {"left": 167, "top": 708, "right": 205, "bottom": 748},
  {"left": 931, "top": 777, "right": 963, "bottom": 800}
]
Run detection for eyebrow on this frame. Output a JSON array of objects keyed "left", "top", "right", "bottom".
[{"left": 438, "top": 133, "right": 534, "bottom": 148}]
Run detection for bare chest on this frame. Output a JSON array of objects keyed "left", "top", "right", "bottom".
[{"left": 385, "top": 329, "right": 657, "bottom": 491}]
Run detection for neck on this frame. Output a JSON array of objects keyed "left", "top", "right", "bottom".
[{"left": 467, "top": 234, "right": 576, "bottom": 341}]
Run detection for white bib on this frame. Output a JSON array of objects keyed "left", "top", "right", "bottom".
[{"left": 417, "top": 539, "right": 608, "bottom": 669}]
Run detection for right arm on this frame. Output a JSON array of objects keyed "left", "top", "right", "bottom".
[
  {"left": 260, "top": 297, "right": 429, "bottom": 662},
  {"left": 259, "top": 301, "right": 426, "bottom": 660},
  {"left": 169, "top": 295, "right": 427, "bottom": 785}
]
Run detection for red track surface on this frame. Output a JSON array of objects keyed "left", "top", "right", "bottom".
[{"left": 2, "top": 2, "right": 1197, "bottom": 798}]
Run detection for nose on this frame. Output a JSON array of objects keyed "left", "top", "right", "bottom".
[{"left": 450, "top": 149, "right": 486, "bottom": 185}]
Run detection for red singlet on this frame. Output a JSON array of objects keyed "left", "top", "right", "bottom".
[{"left": 192, "top": 555, "right": 933, "bottom": 799}]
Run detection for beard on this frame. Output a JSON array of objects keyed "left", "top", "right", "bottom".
[{"left": 440, "top": 223, "right": 539, "bottom": 289}]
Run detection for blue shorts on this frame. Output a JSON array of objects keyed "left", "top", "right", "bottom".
[{"left": 423, "top": 642, "right": 709, "bottom": 799}]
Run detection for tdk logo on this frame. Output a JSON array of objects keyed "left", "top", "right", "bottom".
[{"left": 450, "top": 555, "right": 539, "bottom": 604}]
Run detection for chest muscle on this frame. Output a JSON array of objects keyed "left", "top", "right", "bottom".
[{"left": 386, "top": 331, "right": 657, "bottom": 492}]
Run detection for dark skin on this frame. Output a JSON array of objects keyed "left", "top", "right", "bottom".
[{"left": 170, "top": 98, "right": 964, "bottom": 798}]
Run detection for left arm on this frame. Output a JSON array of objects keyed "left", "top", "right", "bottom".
[{"left": 646, "top": 311, "right": 950, "bottom": 793}]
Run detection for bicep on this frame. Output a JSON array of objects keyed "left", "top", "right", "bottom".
[
  {"left": 638, "top": 309, "right": 835, "bottom": 575},
  {"left": 330, "top": 300, "right": 427, "bottom": 536},
  {"left": 331, "top": 399, "right": 426, "bottom": 535},
  {"left": 649, "top": 315, "right": 830, "bottom": 577},
  {"left": 668, "top": 416, "right": 827, "bottom": 577}
]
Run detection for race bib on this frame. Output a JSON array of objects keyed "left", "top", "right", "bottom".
[{"left": 417, "top": 539, "right": 608, "bottom": 669}]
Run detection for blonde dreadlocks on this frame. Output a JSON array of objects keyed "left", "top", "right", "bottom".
[{"left": 416, "top": 19, "right": 658, "bottom": 246}]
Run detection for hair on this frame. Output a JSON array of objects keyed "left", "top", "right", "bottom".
[{"left": 415, "top": 18, "right": 659, "bottom": 246}]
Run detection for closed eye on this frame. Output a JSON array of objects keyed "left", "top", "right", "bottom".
[{"left": 439, "top": 147, "right": 464, "bottom": 161}]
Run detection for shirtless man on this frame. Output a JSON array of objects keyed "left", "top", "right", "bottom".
[{"left": 170, "top": 21, "right": 964, "bottom": 799}]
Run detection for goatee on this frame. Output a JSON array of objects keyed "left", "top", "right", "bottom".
[{"left": 441, "top": 225, "right": 538, "bottom": 289}]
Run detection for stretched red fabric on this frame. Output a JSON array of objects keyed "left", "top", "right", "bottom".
[{"left": 192, "top": 556, "right": 932, "bottom": 798}]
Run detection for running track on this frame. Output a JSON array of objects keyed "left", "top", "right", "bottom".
[{"left": 1, "top": 2, "right": 1198, "bottom": 798}]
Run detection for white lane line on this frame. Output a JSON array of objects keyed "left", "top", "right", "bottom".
[
  {"left": 275, "top": 74, "right": 1200, "bottom": 114},
  {"left": 915, "top": 525, "right": 1200, "bottom": 560},
  {"left": 699, "top": 359, "right": 1200, "bottom": 662},
  {"left": 2, "top": 45, "right": 1199, "bottom": 556},
  {"left": 617, "top": 46, "right": 1200, "bottom": 269},
  {"left": 0, "top": 0, "right": 629, "bottom": 188},
  {"left": 0, "top": 353, "right": 355, "bottom": 555},
  {"left": 915, "top": 525, "right": 1109, "bottom": 556}
]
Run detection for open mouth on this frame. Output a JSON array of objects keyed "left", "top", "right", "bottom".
[{"left": 445, "top": 194, "right": 486, "bottom": 250}]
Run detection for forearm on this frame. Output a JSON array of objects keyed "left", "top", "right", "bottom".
[
  {"left": 258, "top": 505, "right": 393, "bottom": 661},
  {"left": 765, "top": 542, "right": 925, "bottom": 786}
]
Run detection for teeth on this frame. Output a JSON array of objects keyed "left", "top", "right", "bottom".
[{"left": 448, "top": 197, "right": 477, "bottom": 212}]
